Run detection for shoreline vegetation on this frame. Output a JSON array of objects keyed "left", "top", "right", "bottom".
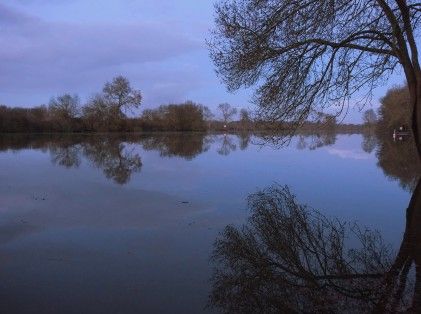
[
  {"left": 0, "top": 99, "right": 364, "bottom": 135},
  {"left": 0, "top": 76, "right": 367, "bottom": 135},
  {"left": 0, "top": 77, "right": 411, "bottom": 140}
]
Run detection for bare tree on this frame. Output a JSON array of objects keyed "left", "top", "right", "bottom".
[
  {"left": 363, "top": 109, "right": 378, "bottom": 125},
  {"left": 201, "top": 105, "right": 215, "bottom": 130},
  {"left": 209, "top": 183, "right": 421, "bottom": 313},
  {"left": 49, "top": 94, "right": 80, "bottom": 120},
  {"left": 239, "top": 108, "right": 250, "bottom": 121},
  {"left": 103, "top": 75, "right": 142, "bottom": 117},
  {"left": 140, "top": 102, "right": 207, "bottom": 131},
  {"left": 209, "top": 0, "right": 421, "bottom": 155},
  {"left": 218, "top": 103, "right": 237, "bottom": 125},
  {"left": 82, "top": 94, "right": 112, "bottom": 131}
]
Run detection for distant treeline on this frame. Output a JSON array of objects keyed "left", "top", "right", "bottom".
[
  {"left": 0, "top": 75, "right": 365, "bottom": 134},
  {"left": 0, "top": 103, "right": 364, "bottom": 134},
  {"left": 0, "top": 76, "right": 213, "bottom": 133}
]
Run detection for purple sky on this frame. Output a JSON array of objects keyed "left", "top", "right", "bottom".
[{"left": 0, "top": 1, "right": 408, "bottom": 122}]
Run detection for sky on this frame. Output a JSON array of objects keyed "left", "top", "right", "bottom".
[{"left": 0, "top": 0, "right": 409, "bottom": 122}]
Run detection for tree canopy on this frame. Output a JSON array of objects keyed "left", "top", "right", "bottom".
[
  {"left": 218, "top": 103, "right": 237, "bottom": 124},
  {"left": 103, "top": 75, "right": 142, "bottom": 117},
  {"left": 209, "top": 0, "right": 421, "bottom": 151}
]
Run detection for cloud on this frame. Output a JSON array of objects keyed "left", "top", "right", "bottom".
[
  {"left": 0, "top": 4, "right": 203, "bottom": 105},
  {"left": 327, "top": 148, "right": 371, "bottom": 160}
]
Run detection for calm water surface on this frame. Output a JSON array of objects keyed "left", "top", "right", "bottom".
[{"left": 0, "top": 133, "right": 416, "bottom": 313}]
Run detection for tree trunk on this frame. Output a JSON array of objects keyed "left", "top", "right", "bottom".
[{"left": 410, "top": 75, "right": 421, "bottom": 158}]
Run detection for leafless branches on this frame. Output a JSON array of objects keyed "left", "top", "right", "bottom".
[
  {"left": 209, "top": 0, "right": 421, "bottom": 141},
  {"left": 209, "top": 184, "right": 420, "bottom": 313}
]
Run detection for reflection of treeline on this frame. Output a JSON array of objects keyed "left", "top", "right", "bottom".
[
  {"left": 0, "top": 133, "right": 212, "bottom": 183},
  {"left": 374, "top": 133, "right": 420, "bottom": 191},
  {"left": 0, "top": 131, "right": 416, "bottom": 187},
  {"left": 364, "top": 85, "right": 421, "bottom": 192},
  {"left": 0, "top": 134, "right": 143, "bottom": 184},
  {"left": 139, "top": 133, "right": 211, "bottom": 160}
]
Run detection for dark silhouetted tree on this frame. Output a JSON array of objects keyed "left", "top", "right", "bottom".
[
  {"left": 48, "top": 94, "right": 80, "bottom": 131},
  {"left": 140, "top": 101, "right": 206, "bottom": 131},
  {"left": 82, "top": 95, "right": 115, "bottom": 131},
  {"left": 209, "top": 0, "right": 421, "bottom": 155},
  {"left": 239, "top": 108, "right": 251, "bottom": 129},
  {"left": 49, "top": 94, "right": 79, "bottom": 119},
  {"left": 363, "top": 109, "right": 378, "bottom": 126},
  {"left": 103, "top": 75, "right": 142, "bottom": 117},
  {"left": 218, "top": 103, "right": 237, "bottom": 125}
]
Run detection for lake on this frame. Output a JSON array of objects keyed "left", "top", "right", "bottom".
[{"left": 0, "top": 132, "right": 418, "bottom": 313}]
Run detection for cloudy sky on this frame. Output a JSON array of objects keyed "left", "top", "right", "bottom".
[{"left": 0, "top": 1, "right": 407, "bottom": 122}]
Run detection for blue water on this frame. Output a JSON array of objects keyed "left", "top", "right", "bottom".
[{"left": 0, "top": 133, "right": 412, "bottom": 313}]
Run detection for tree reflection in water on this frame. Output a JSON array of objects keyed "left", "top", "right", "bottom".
[
  {"left": 82, "top": 138, "right": 142, "bottom": 185},
  {"left": 140, "top": 132, "right": 210, "bottom": 160},
  {"left": 48, "top": 136, "right": 82, "bottom": 168},
  {"left": 210, "top": 121, "right": 420, "bottom": 313},
  {"left": 217, "top": 134, "right": 237, "bottom": 156},
  {"left": 0, "top": 133, "right": 212, "bottom": 184},
  {"left": 237, "top": 132, "right": 251, "bottom": 151},
  {"left": 209, "top": 181, "right": 421, "bottom": 313},
  {"left": 296, "top": 132, "right": 337, "bottom": 151},
  {"left": 50, "top": 144, "right": 82, "bottom": 169},
  {"left": 374, "top": 134, "right": 421, "bottom": 192},
  {"left": 361, "top": 131, "right": 378, "bottom": 154}
]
